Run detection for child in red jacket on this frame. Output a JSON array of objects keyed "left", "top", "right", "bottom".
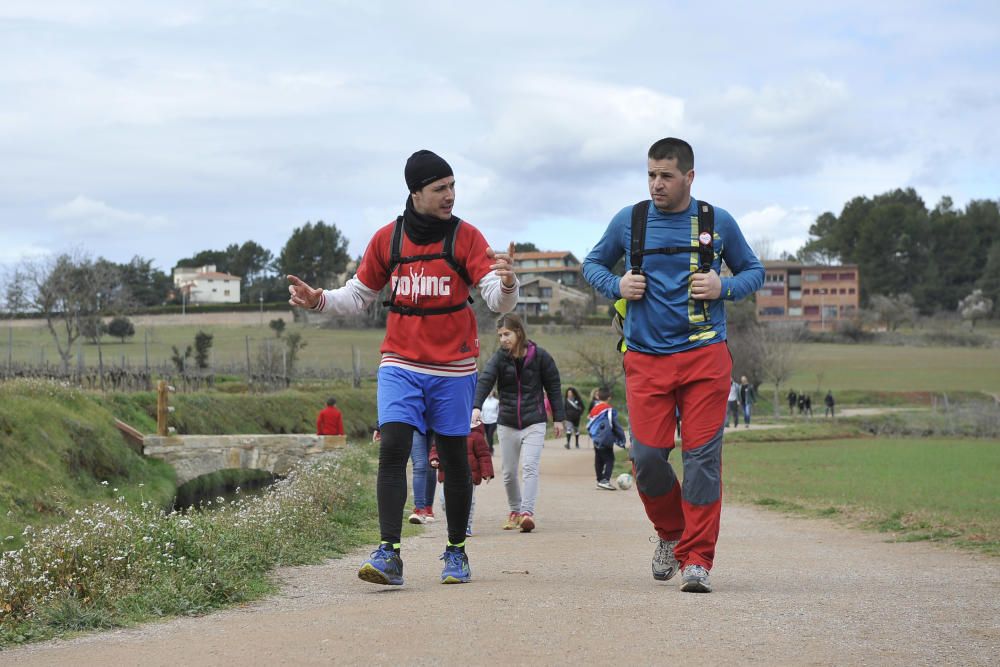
[{"left": 430, "top": 423, "right": 494, "bottom": 536}]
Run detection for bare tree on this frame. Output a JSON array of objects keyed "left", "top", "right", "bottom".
[
  {"left": 726, "top": 300, "right": 766, "bottom": 385},
  {"left": 748, "top": 236, "right": 777, "bottom": 262},
  {"left": 727, "top": 299, "right": 801, "bottom": 417},
  {"left": 758, "top": 325, "right": 802, "bottom": 417},
  {"left": 24, "top": 252, "right": 122, "bottom": 371},
  {"left": 559, "top": 299, "right": 586, "bottom": 329},
  {"left": 571, "top": 342, "right": 624, "bottom": 393}
]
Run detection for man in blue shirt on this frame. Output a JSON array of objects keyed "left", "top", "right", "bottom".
[{"left": 583, "top": 138, "right": 763, "bottom": 593}]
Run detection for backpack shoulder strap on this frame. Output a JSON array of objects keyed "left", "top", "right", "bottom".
[
  {"left": 442, "top": 220, "right": 474, "bottom": 286},
  {"left": 629, "top": 200, "right": 650, "bottom": 274},
  {"left": 696, "top": 200, "right": 714, "bottom": 273},
  {"left": 442, "top": 220, "right": 475, "bottom": 304},
  {"left": 388, "top": 216, "right": 405, "bottom": 274}
]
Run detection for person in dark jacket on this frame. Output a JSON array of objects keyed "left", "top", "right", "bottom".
[
  {"left": 472, "top": 313, "right": 564, "bottom": 533},
  {"left": 563, "top": 387, "right": 584, "bottom": 449}
]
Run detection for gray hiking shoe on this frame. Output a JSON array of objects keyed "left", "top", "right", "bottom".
[
  {"left": 680, "top": 564, "right": 712, "bottom": 593},
  {"left": 650, "top": 536, "right": 679, "bottom": 581}
]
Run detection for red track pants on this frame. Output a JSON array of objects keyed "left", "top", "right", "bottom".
[{"left": 624, "top": 343, "right": 730, "bottom": 570}]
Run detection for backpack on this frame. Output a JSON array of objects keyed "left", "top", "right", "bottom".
[
  {"left": 613, "top": 199, "right": 715, "bottom": 352},
  {"left": 382, "top": 217, "right": 475, "bottom": 316},
  {"left": 588, "top": 407, "right": 619, "bottom": 449}
]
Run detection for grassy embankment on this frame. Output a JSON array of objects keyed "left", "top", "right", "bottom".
[
  {"left": 0, "top": 379, "right": 383, "bottom": 646},
  {"left": 0, "top": 378, "right": 379, "bottom": 547}
]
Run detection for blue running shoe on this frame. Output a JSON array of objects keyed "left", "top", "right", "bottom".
[
  {"left": 357, "top": 544, "right": 404, "bottom": 586},
  {"left": 440, "top": 548, "right": 471, "bottom": 584}
]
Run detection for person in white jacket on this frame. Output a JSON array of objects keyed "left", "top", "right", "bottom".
[{"left": 481, "top": 390, "right": 500, "bottom": 454}]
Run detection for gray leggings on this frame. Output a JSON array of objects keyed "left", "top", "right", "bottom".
[{"left": 498, "top": 422, "right": 546, "bottom": 515}]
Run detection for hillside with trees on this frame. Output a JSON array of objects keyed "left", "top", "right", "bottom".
[
  {"left": 2, "top": 193, "right": 999, "bottom": 323},
  {"left": 798, "top": 190, "right": 1000, "bottom": 315}
]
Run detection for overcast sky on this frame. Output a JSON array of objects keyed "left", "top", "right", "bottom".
[{"left": 2, "top": 1, "right": 998, "bottom": 276}]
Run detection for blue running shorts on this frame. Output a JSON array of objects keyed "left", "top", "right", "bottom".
[{"left": 377, "top": 366, "right": 477, "bottom": 436}]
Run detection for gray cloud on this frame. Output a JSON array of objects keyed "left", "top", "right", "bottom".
[{"left": 1, "top": 1, "right": 997, "bottom": 271}]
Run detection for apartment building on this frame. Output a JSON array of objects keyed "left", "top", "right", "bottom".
[
  {"left": 513, "top": 251, "right": 583, "bottom": 288},
  {"left": 514, "top": 276, "right": 590, "bottom": 318},
  {"left": 756, "top": 262, "right": 860, "bottom": 330}
]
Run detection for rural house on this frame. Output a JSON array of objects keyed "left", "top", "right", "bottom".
[{"left": 172, "top": 265, "right": 242, "bottom": 305}]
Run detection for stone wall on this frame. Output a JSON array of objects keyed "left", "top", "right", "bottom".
[{"left": 143, "top": 434, "right": 348, "bottom": 484}]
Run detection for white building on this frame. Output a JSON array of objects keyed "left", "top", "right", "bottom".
[{"left": 172, "top": 265, "right": 242, "bottom": 304}]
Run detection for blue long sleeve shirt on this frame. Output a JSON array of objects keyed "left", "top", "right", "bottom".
[{"left": 583, "top": 197, "right": 764, "bottom": 355}]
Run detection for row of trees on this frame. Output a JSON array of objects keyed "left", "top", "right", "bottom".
[
  {"left": 174, "top": 193, "right": 1000, "bottom": 318},
  {"left": 174, "top": 221, "right": 351, "bottom": 304},
  {"left": 1, "top": 220, "right": 353, "bottom": 318},
  {"left": 797, "top": 190, "right": 1000, "bottom": 315}
]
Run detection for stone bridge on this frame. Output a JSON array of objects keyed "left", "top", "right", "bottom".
[{"left": 140, "top": 433, "right": 349, "bottom": 485}]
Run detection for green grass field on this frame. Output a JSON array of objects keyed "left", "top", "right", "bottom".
[
  {"left": 786, "top": 343, "right": 1000, "bottom": 393},
  {"left": 609, "top": 436, "right": 1000, "bottom": 555},
  {"left": 725, "top": 437, "right": 1000, "bottom": 554},
  {"left": 5, "top": 321, "right": 999, "bottom": 394}
]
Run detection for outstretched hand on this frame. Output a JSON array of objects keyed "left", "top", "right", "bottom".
[
  {"left": 287, "top": 275, "right": 323, "bottom": 310},
  {"left": 487, "top": 241, "right": 516, "bottom": 287}
]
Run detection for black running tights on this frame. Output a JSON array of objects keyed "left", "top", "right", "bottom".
[{"left": 377, "top": 422, "right": 472, "bottom": 546}]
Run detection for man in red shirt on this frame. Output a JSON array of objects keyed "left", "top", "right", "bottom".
[
  {"left": 316, "top": 397, "right": 344, "bottom": 436},
  {"left": 287, "top": 149, "right": 518, "bottom": 587}
]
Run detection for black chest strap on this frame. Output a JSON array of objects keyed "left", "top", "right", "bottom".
[
  {"left": 629, "top": 200, "right": 715, "bottom": 274},
  {"left": 383, "top": 217, "right": 475, "bottom": 316}
]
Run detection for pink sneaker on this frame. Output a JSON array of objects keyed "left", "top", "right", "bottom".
[
  {"left": 423, "top": 508, "right": 437, "bottom": 523},
  {"left": 519, "top": 513, "right": 535, "bottom": 533},
  {"left": 408, "top": 508, "right": 426, "bottom": 525}
]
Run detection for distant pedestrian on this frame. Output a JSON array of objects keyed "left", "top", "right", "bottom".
[
  {"left": 804, "top": 394, "right": 813, "bottom": 417},
  {"left": 564, "top": 386, "right": 585, "bottom": 449},
  {"left": 587, "top": 387, "right": 601, "bottom": 413},
  {"left": 798, "top": 393, "right": 806, "bottom": 415},
  {"left": 738, "top": 376, "right": 755, "bottom": 428},
  {"left": 481, "top": 390, "right": 500, "bottom": 454},
  {"left": 787, "top": 389, "right": 797, "bottom": 416},
  {"left": 727, "top": 378, "right": 740, "bottom": 428},
  {"left": 588, "top": 387, "right": 627, "bottom": 490},
  {"left": 824, "top": 390, "right": 835, "bottom": 418},
  {"left": 407, "top": 431, "right": 437, "bottom": 525},
  {"left": 317, "top": 397, "right": 345, "bottom": 436}
]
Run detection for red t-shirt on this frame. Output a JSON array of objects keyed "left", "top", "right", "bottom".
[
  {"left": 355, "top": 220, "right": 495, "bottom": 364},
  {"left": 316, "top": 406, "right": 344, "bottom": 435}
]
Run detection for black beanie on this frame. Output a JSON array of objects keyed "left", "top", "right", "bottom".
[{"left": 405, "top": 150, "right": 453, "bottom": 193}]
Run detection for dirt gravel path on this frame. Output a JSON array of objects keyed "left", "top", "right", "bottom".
[{"left": 8, "top": 440, "right": 999, "bottom": 666}]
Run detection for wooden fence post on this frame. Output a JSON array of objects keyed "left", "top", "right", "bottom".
[{"left": 157, "top": 380, "right": 168, "bottom": 435}]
